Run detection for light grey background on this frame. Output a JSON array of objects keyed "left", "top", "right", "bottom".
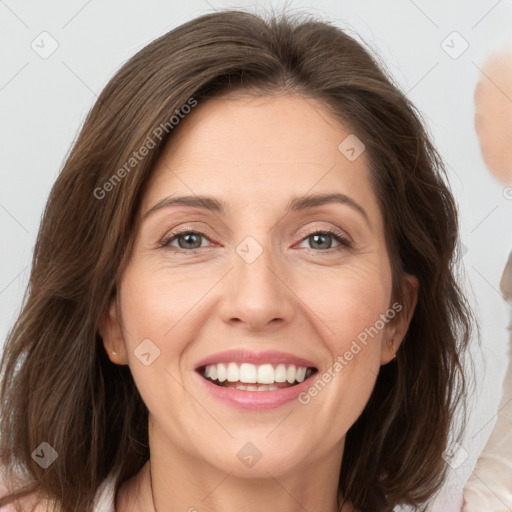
[{"left": 1, "top": 1, "right": 511, "bottom": 510}]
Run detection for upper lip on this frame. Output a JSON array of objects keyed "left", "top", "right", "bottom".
[{"left": 194, "top": 349, "right": 318, "bottom": 370}]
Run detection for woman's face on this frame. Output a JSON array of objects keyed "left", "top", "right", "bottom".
[{"left": 101, "top": 93, "right": 417, "bottom": 479}]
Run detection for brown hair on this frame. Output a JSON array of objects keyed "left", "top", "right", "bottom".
[{"left": 0, "top": 7, "right": 474, "bottom": 512}]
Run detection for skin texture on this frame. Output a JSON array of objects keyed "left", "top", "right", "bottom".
[
  {"left": 474, "top": 51, "right": 512, "bottom": 184},
  {"left": 99, "top": 93, "right": 418, "bottom": 512}
]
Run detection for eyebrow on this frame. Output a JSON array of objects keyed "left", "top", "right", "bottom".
[{"left": 143, "top": 192, "right": 371, "bottom": 227}]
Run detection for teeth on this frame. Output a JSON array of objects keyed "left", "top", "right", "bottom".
[
  {"left": 228, "top": 384, "right": 281, "bottom": 391},
  {"left": 228, "top": 383, "right": 280, "bottom": 391},
  {"left": 296, "top": 366, "right": 306, "bottom": 382},
  {"left": 239, "top": 363, "right": 257, "bottom": 383},
  {"left": 286, "top": 364, "right": 296, "bottom": 383},
  {"left": 217, "top": 363, "right": 227, "bottom": 382},
  {"left": 274, "top": 364, "right": 287, "bottom": 382},
  {"left": 257, "top": 364, "right": 275, "bottom": 384},
  {"left": 202, "top": 362, "right": 313, "bottom": 385},
  {"left": 227, "top": 362, "right": 239, "bottom": 382}
]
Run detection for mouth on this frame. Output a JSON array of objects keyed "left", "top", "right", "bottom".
[
  {"left": 193, "top": 349, "right": 320, "bottom": 409},
  {"left": 196, "top": 362, "right": 318, "bottom": 391}
]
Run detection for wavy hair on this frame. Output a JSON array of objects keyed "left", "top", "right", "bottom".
[{"left": 0, "top": 8, "right": 473, "bottom": 512}]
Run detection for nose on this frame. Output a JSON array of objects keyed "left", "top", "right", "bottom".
[{"left": 218, "top": 243, "right": 296, "bottom": 332}]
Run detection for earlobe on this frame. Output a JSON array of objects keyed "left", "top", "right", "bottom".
[
  {"left": 98, "top": 296, "right": 129, "bottom": 365},
  {"left": 381, "top": 333, "right": 398, "bottom": 366}
]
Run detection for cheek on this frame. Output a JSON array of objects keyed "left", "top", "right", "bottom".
[
  {"left": 297, "top": 260, "right": 392, "bottom": 349},
  {"left": 116, "top": 267, "right": 199, "bottom": 403},
  {"left": 298, "top": 271, "right": 390, "bottom": 428},
  {"left": 119, "top": 265, "right": 207, "bottom": 346},
  {"left": 296, "top": 261, "right": 391, "bottom": 404}
]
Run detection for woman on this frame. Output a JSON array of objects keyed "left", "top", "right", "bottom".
[{"left": 0, "top": 9, "right": 473, "bottom": 512}]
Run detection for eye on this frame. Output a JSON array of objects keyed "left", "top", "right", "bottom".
[
  {"left": 159, "top": 230, "right": 212, "bottom": 252},
  {"left": 296, "top": 228, "right": 352, "bottom": 251}
]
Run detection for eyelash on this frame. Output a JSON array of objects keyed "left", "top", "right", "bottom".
[{"left": 158, "top": 227, "right": 352, "bottom": 254}]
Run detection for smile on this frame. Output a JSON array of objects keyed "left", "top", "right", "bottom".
[{"left": 194, "top": 349, "right": 320, "bottom": 409}]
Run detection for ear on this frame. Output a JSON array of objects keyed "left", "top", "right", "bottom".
[
  {"left": 98, "top": 295, "right": 129, "bottom": 365},
  {"left": 380, "top": 274, "right": 419, "bottom": 365}
]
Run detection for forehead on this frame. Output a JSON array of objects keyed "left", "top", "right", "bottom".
[{"left": 142, "top": 94, "right": 380, "bottom": 223}]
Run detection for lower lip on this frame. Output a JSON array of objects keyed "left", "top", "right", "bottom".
[{"left": 195, "top": 371, "right": 315, "bottom": 410}]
